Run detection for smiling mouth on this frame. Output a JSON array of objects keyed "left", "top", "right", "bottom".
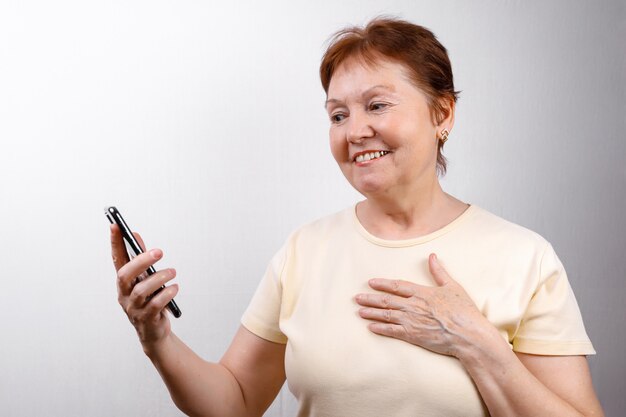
[{"left": 353, "top": 150, "right": 391, "bottom": 163}]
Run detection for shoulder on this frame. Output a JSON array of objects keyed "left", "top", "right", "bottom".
[
  {"left": 468, "top": 205, "right": 550, "bottom": 248},
  {"left": 271, "top": 206, "right": 353, "bottom": 258},
  {"left": 287, "top": 206, "right": 353, "bottom": 245},
  {"left": 461, "top": 206, "right": 555, "bottom": 267}
]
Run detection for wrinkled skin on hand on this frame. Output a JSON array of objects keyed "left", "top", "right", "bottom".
[{"left": 355, "top": 253, "right": 492, "bottom": 357}]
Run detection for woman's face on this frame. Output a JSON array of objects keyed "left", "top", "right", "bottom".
[{"left": 326, "top": 58, "right": 442, "bottom": 198}]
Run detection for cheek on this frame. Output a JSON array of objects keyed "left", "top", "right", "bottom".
[{"left": 329, "top": 129, "right": 347, "bottom": 163}]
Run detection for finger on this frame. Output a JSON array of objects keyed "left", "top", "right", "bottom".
[
  {"left": 129, "top": 268, "right": 176, "bottom": 309},
  {"left": 133, "top": 232, "right": 146, "bottom": 252},
  {"left": 117, "top": 248, "right": 163, "bottom": 295},
  {"left": 368, "top": 322, "right": 408, "bottom": 340},
  {"left": 368, "top": 278, "right": 417, "bottom": 297},
  {"left": 110, "top": 224, "right": 130, "bottom": 271},
  {"left": 144, "top": 284, "right": 179, "bottom": 317},
  {"left": 355, "top": 292, "right": 406, "bottom": 310},
  {"left": 359, "top": 307, "right": 404, "bottom": 324},
  {"left": 428, "top": 253, "right": 453, "bottom": 286}
]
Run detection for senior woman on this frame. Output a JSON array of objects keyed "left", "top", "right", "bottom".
[{"left": 110, "top": 18, "right": 604, "bottom": 417}]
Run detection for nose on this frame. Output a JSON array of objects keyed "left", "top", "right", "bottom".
[{"left": 346, "top": 111, "right": 375, "bottom": 144}]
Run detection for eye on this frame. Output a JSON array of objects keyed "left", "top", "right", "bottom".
[
  {"left": 330, "top": 112, "right": 346, "bottom": 123},
  {"left": 369, "top": 102, "right": 388, "bottom": 111}
]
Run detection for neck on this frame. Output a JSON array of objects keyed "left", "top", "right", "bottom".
[{"left": 357, "top": 179, "right": 467, "bottom": 240}]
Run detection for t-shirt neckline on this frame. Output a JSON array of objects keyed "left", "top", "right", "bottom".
[{"left": 352, "top": 203, "right": 478, "bottom": 247}]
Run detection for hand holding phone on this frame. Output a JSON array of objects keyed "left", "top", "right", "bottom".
[{"left": 106, "top": 206, "right": 182, "bottom": 318}]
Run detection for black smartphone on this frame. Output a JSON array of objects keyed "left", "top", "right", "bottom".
[{"left": 105, "top": 206, "right": 182, "bottom": 318}]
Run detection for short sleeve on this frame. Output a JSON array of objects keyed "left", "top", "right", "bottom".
[
  {"left": 512, "top": 243, "right": 596, "bottom": 355},
  {"left": 240, "top": 240, "right": 289, "bottom": 344}
]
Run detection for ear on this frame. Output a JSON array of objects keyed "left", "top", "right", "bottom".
[{"left": 435, "top": 96, "right": 455, "bottom": 133}]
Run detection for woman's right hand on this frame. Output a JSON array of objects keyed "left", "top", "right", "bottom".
[{"left": 110, "top": 224, "right": 179, "bottom": 352}]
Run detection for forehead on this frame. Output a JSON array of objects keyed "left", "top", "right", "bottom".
[{"left": 327, "top": 57, "right": 418, "bottom": 99}]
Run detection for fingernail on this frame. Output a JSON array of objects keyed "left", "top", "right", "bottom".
[{"left": 150, "top": 249, "right": 162, "bottom": 259}]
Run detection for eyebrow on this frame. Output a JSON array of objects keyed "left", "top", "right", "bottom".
[{"left": 324, "top": 84, "right": 396, "bottom": 108}]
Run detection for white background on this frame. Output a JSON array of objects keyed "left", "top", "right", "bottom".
[{"left": 1, "top": 1, "right": 624, "bottom": 415}]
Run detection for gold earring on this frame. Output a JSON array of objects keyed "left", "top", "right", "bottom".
[{"left": 440, "top": 129, "right": 449, "bottom": 144}]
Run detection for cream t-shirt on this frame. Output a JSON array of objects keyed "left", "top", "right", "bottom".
[{"left": 241, "top": 205, "right": 595, "bottom": 417}]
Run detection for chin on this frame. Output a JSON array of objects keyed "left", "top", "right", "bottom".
[
  {"left": 351, "top": 177, "right": 389, "bottom": 196},
  {"left": 341, "top": 167, "right": 391, "bottom": 196}
]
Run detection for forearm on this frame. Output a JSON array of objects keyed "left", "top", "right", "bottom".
[
  {"left": 144, "top": 333, "right": 248, "bottom": 417},
  {"left": 457, "top": 329, "right": 591, "bottom": 417}
]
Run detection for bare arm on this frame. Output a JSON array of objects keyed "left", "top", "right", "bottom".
[
  {"left": 457, "top": 327, "right": 604, "bottom": 417},
  {"left": 110, "top": 224, "right": 285, "bottom": 417},
  {"left": 146, "top": 327, "right": 285, "bottom": 417},
  {"left": 516, "top": 353, "right": 603, "bottom": 416}
]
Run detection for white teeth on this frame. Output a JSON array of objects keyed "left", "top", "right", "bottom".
[{"left": 355, "top": 151, "right": 389, "bottom": 163}]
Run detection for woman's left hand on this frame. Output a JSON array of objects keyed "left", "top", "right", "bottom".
[{"left": 355, "top": 253, "right": 494, "bottom": 358}]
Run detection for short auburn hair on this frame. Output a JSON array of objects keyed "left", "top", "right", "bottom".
[{"left": 320, "top": 17, "right": 460, "bottom": 176}]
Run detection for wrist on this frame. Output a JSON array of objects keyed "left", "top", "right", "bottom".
[
  {"left": 142, "top": 333, "right": 175, "bottom": 360},
  {"left": 455, "top": 319, "right": 512, "bottom": 370}
]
